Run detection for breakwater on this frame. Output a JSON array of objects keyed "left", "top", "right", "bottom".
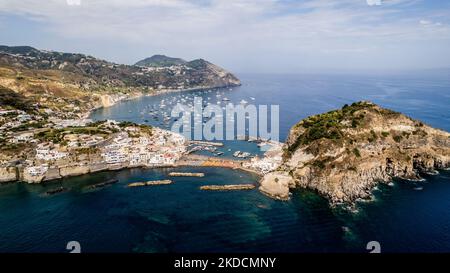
[
  {"left": 128, "top": 180, "right": 173, "bottom": 187},
  {"left": 200, "top": 184, "right": 256, "bottom": 191}
]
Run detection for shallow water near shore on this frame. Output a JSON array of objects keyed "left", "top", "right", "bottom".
[{"left": 1, "top": 73, "right": 450, "bottom": 252}]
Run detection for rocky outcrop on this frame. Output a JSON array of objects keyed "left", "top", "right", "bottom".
[
  {"left": 22, "top": 171, "right": 44, "bottom": 184},
  {"left": 98, "top": 94, "right": 121, "bottom": 108},
  {"left": 0, "top": 167, "right": 18, "bottom": 183},
  {"left": 261, "top": 101, "right": 450, "bottom": 204},
  {"left": 94, "top": 92, "right": 143, "bottom": 109},
  {"left": 259, "top": 172, "right": 294, "bottom": 200}
]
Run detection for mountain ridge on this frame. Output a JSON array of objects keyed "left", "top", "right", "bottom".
[
  {"left": 0, "top": 45, "right": 241, "bottom": 90},
  {"left": 0, "top": 45, "right": 240, "bottom": 118}
]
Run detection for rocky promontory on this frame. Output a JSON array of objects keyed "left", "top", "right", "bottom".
[{"left": 259, "top": 101, "right": 450, "bottom": 204}]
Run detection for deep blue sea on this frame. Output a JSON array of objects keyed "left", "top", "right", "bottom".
[{"left": 1, "top": 73, "right": 449, "bottom": 253}]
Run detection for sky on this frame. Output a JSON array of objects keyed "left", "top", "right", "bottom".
[{"left": 0, "top": 0, "right": 450, "bottom": 73}]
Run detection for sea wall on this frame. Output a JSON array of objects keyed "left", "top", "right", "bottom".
[
  {"left": 7, "top": 161, "right": 155, "bottom": 184},
  {"left": 59, "top": 165, "right": 90, "bottom": 178}
]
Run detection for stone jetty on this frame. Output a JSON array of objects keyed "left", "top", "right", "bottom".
[
  {"left": 189, "top": 141, "right": 224, "bottom": 147},
  {"left": 169, "top": 172, "right": 205, "bottom": 177},
  {"left": 200, "top": 184, "right": 256, "bottom": 191},
  {"left": 128, "top": 180, "right": 173, "bottom": 187}
]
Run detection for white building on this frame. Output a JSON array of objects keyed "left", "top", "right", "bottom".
[
  {"left": 101, "top": 151, "right": 128, "bottom": 164},
  {"left": 25, "top": 165, "right": 49, "bottom": 176},
  {"left": 36, "top": 149, "right": 68, "bottom": 161},
  {"left": 11, "top": 132, "right": 34, "bottom": 143}
]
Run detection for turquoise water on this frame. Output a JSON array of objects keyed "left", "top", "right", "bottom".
[{"left": 1, "top": 73, "right": 449, "bottom": 252}]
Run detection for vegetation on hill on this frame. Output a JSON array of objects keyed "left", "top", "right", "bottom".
[
  {"left": 186, "top": 59, "right": 209, "bottom": 69},
  {"left": 0, "top": 45, "right": 240, "bottom": 91},
  {"left": 135, "top": 55, "right": 186, "bottom": 67},
  {"left": 268, "top": 101, "right": 450, "bottom": 204},
  {"left": 285, "top": 101, "right": 401, "bottom": 157}
]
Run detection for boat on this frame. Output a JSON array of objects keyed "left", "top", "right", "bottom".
[
  {"left": 233, "top": 150, "right": 251, "bottom": 158},
  {"left": 240, "top": 99, "right": 248, "bottom": 104}
]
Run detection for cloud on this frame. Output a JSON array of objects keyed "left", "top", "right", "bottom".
[{"left": 0, "top": 0, "right": 449, "bottom": 72}]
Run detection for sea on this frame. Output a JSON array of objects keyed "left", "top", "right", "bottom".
[{"left": 0, "top": 72, "right": 449, "bottom": 253}]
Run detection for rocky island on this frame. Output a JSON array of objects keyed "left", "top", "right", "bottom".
[{"left": 256, "top": 101, "right": 450, "bottom": 204}]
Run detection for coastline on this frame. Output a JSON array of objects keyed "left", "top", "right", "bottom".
[
  {"left": 1, "top": 83, "right": 253, "bottom": 185},
  {"left": 83, "top": 84, "right": 240, "bottom": 120},
  {"left": 0, "top": 153, "right": 262, "bottom": 185}
]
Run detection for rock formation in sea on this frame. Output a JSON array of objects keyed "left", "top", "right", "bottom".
[{"left": 260, "top": 101, "right": 450, "bottom": 204}]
